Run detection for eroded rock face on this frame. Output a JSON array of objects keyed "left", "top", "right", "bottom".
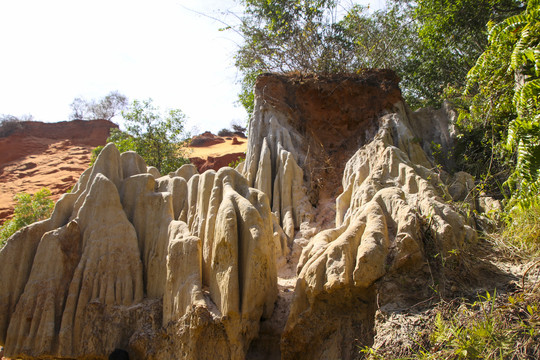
[
  {"left": 281, "top": 104, "right": 477, "bottom": 360},
  {"left": 1, "top": 72, "right": 482, "bottom": 360},
  {"left": 0, "top": 143, "right": 277, "bottom": 360},
  {"left": 243, "top": 72, "right": 403, "bottom": 244},
  {"left": 239, "top": 73, "right": 476, "bottom": 360}
]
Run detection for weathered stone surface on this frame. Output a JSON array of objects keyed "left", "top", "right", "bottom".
[
  {"left": 0, "top": 72, "right": 488, "bottom": 360},
  {"left": 5, "top": 221, "right": 81, "bottom": 357},
  {"left": 0, "top": 143, "right": 277, "bottom": 359},
  {"left": 279, "top": 89, "right": 476, "bottom": 360},
  {"left": 0, "top": 219, "right": 54, "bottom": 345},
  {"left": 163, "top": 221, "right": 204, "bottom": 324}
]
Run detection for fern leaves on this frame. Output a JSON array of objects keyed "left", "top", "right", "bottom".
[{"left": 466, "top": 0, "right": 540, "bottom": 209}]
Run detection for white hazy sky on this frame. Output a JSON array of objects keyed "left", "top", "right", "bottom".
[{"left": 0, "top": 0, "right": 385, "bottom": 134}]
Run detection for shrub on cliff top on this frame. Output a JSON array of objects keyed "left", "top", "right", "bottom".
[
  {"left": 0, "top": 114, "right": 34, "bottom": 138},
  {"left": 69, "top": 91, "right": 128, "bottom": 121},
  {"left": 102, "top": 99, "right": 191, "bottom": 174}
]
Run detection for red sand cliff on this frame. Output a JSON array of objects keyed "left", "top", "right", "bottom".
[{"left": 0, "top": 120, "right": 117, "bottom": 224}]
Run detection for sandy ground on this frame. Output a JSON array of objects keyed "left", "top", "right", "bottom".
[{"left": 187, "top": 137, "right": 247, "bottom": 158}]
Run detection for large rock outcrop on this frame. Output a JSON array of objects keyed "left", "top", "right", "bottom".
[
  {"left": 281, "top": 105, "right": 477, "bottom": 359},
  {"left": 1, "top": 71, "right": 485, "bottom": 360},
  {"left": 242, "top": 72, "right": 402, "bottom": 240},
  {"left": 241, "top": 73, "right": 477, "bottom": 359},
  {"left": 0, "top": 144, "right": 277, "bottom": 359}
]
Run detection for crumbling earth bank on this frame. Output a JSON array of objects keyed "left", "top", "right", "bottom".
[
  {"left": 1, "top": 72, "right": 488, "bottom": 360},
  {"left": 0, "top": 119, "right": 117, "bottom": 224}
]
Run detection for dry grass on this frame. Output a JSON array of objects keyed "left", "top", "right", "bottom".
[
  {"left": 361, "top": 203, "right": 540, "bottom": 359},
  {"left": 362, "top": 285, "right": 540, "bottom": 359},
  {"left": 494, "top": 204, "right": 540, "bottom": 260}
]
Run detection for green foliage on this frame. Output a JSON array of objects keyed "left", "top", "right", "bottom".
[
  {"left": 500, "top": 199, "right": 540, "bottom": 257},
  {"left": 237, "top": 69, "right": 261, "bottom": 118},
  {"left": 106, "top": 99, "right": 190, "bottom": 175},
  {"left": 405, "top": 0, "right": 522, "bottom": 107},
  {"left": 234, "top": 0, "right": 347, "bottom": 116},
  {"left": 231, "top": 122, "right": 247, "bottom": 135},
  {"left": 228, "top": 155, "right": 246, "bottom": 168},
  {"left": 466, "top": 0, "right": 540, "bottom": 209},
  {"left": 0, "top": 188, "right": 54, "bottom": 248},
  {"left": 360, "top": 290, "right": 540, "bottom": 359},
  {"left": 236, "top": 0, "right": 343, "bottom": 73},
  {"left": 217, "top": 128, "right": 236, "bottom": 137},
  {"left": 89, "top": 145, "right": 104, "bottom": 166}
]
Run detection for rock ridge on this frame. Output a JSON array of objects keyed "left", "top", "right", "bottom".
[{"left": 0, "top": 72, "right": 494, "bottom": 360}]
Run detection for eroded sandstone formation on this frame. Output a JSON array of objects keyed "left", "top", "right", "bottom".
[
  {"left": 0, "top": 144, "right": 277, "bottom": 359},
  {"left": 0, "top": 71, "right": 485, "bottom": 360},
  {"left": 238, "top": 73, "right": 477, "bottom": 359},
  {"left": 281, "top": 104, "right": 477, "bottom": 359}
]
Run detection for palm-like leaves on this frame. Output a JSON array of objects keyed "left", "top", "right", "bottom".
[{"left": 468, "top": 0, "right": 540, "bottom": 209}]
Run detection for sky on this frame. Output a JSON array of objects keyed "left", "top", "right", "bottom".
[{"left": 0, "top": 0, "right": 385, "bottom": 134}]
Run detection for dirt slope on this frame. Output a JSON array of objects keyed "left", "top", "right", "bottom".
[
  {"left": 0, "top": 120, "right": 117, "bottom": 224},
  {"left": 188, "top": 132, "right": 247, "bottom": 173},
  {"left": 0, "top": 123, "right": 246, "bottom": 225}
]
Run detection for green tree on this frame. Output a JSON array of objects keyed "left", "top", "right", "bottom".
[
  {"left": 395, "top": 0, "right": 523, "bottom": 108},
  {"left": 0, "top": 188, "right": 54, "bottom": 248},
  {"left": 234, "top": 0, "right": 345, "bottom": 115},
  {"left": 466, "top": 0, "right": 540, "bottom": 208},
  {"left": 234, "top": 0, "right": 418, "bottom": 113},
  {"left": 105, "top": 99, "right": 190, "bottom": 175}
]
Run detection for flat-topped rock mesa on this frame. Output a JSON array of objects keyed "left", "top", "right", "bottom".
[
  {"left": 0, "top": 120, "right": 117, "bottom": 223},
  {"left": 0, "top": 72, "right": 499, "bottom": 360}
]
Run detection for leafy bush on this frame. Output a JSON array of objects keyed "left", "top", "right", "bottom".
[
  {"left": 427, "top": 290, "right": 539, "bottom": 359},
  {"left": 231, "top": 121, "right": 247, "bottom": 137},
  {"left": 495, "top": 199, "right": 540, "bottom": 258},
  {"left": 464, "top": 0, "right": 540, "bottom": 210},
  {"left": 105, "top": 99, "right": 190, "bottom": 174},
  {"left": 0, "top": 188, "right": 54, "bottom": 249},
  {"left": 228, "top": 156, "right": 246, "bottom": 169},
  {"left": 89, "top": 145, "right": 104, "bottom": 166}
]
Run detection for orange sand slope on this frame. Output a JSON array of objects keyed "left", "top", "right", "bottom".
[
  {"left": 0, "top": 120, "right": 117, "bottom": 223},
  {"left": 0, "top": 121, "right": 246, "bottom": 224},
  {"left": 187, "top": 137, "right": 247, "bottom": 158}
]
